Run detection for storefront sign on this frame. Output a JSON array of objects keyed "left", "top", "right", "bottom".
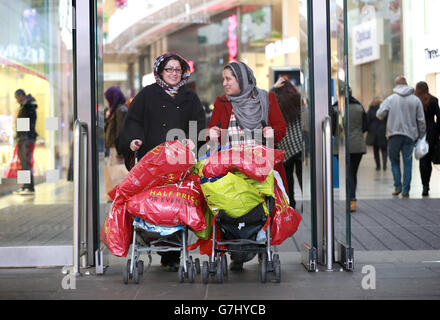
[
  {"left": 352, "top": 19, "right": 379, "bottom": 66},
  {"left": 265, "top": 37, "right": 299, "bottom": 60},
  {"left": 425, "top": 47, "right": 440, "bottom": 62},
  {"left": 0, "top": 44, "right": 45, "bottom": 65}
]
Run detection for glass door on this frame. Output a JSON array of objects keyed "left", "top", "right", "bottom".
[
  {"left": 97, "top": 0, "right": 316, "bottom": 267},
  {"left": 330, "top": 0, "right": 353, "bottom": 270},
  {"left": 0, "top": 0, "right": 75, "bottom": 267}
]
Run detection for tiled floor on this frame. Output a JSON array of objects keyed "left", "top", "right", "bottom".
[{"left": 1, "top": 251, "right": 439, "bottom": 300}]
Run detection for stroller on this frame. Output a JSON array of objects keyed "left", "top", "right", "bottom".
[
  {"left": 202, "top": 196, "right": 280, "bottom": 284},
  {"left": 122, "top": 147, "right": 201, "bottom": 284},
  {"left": 123, "top": 217, "right": 200, "bottom": 284},
  {"left": 201, "top": 125, "right": 282, "bottom": 284}
]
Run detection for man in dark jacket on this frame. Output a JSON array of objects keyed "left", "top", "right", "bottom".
[{"left": 14, "top": 89, "right": 38, "bottom": 195}]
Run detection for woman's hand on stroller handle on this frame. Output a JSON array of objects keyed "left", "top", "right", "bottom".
[{"left": 130, "top": 139, "right": 142, "bottom": 152}]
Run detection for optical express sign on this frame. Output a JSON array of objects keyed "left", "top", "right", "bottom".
[{"left": 352, "top": 19, "right": 380, "bottom": 66}]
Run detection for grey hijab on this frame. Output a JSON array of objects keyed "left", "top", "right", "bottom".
[{"left": 225, "top": 61, "right": 269, "bottom": 130}]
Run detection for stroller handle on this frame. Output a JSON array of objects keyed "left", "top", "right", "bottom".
[
  {"left": 134, "top": 141, "right": 140, "bottom": 164},
  {"left": 261, "top": 120, "right": 267, "bottom": 146}
]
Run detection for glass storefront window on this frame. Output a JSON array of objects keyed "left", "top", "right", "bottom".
[
  {"left": 347, "top": 0, "right": 403, "bottom": 106},
  {"left": 0, "top": 0, "right": 74, "bottom": 248},
  {"left": 101, "top": 0, "right": 313, "bottom": 256}
]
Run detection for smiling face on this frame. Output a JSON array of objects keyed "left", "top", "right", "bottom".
[
  {"left": 222, "top": 68, "right": 241, "bottom": 96},
  {"left": 160, "top": 58, "right": 183, "bottom": 87}
]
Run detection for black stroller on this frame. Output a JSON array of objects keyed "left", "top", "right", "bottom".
[
  {"left": 201, "top": 121, "right": 282, "bottom": 283},
  {"left": 201, "top": 196, "right": 280, "bottom": 284}
]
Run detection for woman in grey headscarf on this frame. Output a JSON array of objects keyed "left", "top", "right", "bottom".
[
  {"left": 206, "top": 61, "right": 287, "bottom": 271},
  {"left": 208, "top": 61, "right": 286, "bottom": 146}
]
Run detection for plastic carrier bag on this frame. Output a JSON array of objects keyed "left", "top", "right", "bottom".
[
  {"left": 102, "top": 140, "right": 196, "bottom": 257},
  {"left": 269, "top": 180, "right": 302, "bottom": 245},
  {"left": 193, "top": 207, "right": 214, "bottom": 240},
  {"left": 126, "top": 174, "right": 206, "bottom": 231},
  {"left": 107, "top": 140, "right": 195, "bottom": 202},
  {"left": 202, "top": 144, "right": 284, "bottom": 182},
  {"left": 415, "top": 134, "right": 429, "bottom": 160},
  {"left": 101, "top": 202, "right": 133, "bottom": 257},
  {"left": 234, "top": 170, "right": 275, "bottom": 198},
  {"left": 201, "top": 172, "right": 265, "bottom": 218}
]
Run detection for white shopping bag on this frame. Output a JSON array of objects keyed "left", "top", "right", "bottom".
[{"left": 415, "top": 134, "right": 429, "bottom": 160}]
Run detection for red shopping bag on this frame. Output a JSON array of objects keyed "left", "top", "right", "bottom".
[
  {"left": 101, "top": 202, "right": 133, "bottom": 257},
  {"left": 202, "top": 144, "right": 284, "bottom": 182},
  {"left": 3, "top": 143, "right": 35, "bottom": 179},
  {"left": 186, "top": 216, "right": 226, "bottom": 256},
  {"left": 126, "top": 175, "right": 207, "bottom": 231},
  {"left": 269, "top": 180, "right": 302, "bottom": 245},
  {"left": 108, "top": 140, "right": 195, "bottom": 203}
]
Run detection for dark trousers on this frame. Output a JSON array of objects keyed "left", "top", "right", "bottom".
[
  {"left": 157, "top": 233, "right": 181, "bottom": 265},
  {"left": 283, "top": 153, "right": 302, "bottom": 208},
  {"left": 349, "top": 153, "right": 363, "bottom": 201},
  {"left": 17, "top": 139, "right": 35, "bottom": 191},
  {"left": 373, "top": 145, "right": 387, "bottom": 170},
  {"left": 420, "top": 148, "right": 434, "bottom": 188}
]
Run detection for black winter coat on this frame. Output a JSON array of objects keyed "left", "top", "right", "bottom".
[
  {"left": 119, "top": 83, "right": 206, "bottom": 169},
  {"left": 16, "top": 96, "right": 38, "bottom": 141},
  {"left": 424, "top": 96, "right": 440, "bottom": 145},
  {"left": 366, "top": 104, "right": 387, "bottom": 148}
]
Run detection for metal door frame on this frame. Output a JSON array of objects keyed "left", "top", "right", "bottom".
[{"left": 0, "top": 0, "right": 97, "bottom": 268}]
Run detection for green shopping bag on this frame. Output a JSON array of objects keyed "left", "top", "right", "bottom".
[
  {"left": 234, "top": 170, "right": 274, "bottom": 198},
  {"left": 192, "top": 207, "right": 214, "bottom": 240},
  {"left": 191, "top": 159, "right": 207, "bottom": 178},
  {"left": 201, "top": 172, "right": 264, "bottom": 218}
]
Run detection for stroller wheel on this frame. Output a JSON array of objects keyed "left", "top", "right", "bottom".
[
  {"left": 274, "top": 261, "right": 281, "bottom": 283},
  {"left": 123, "top": 259, "right": 131, "bottom": 284},
  {"left": 137, "top": 260, "right": 144, "bottom": 276},
  {"left": 188, "top": 261, "right": 195, "bottom": 283},
  {"left": 178, "top": 266, "right": 185, "bottom": 283},
  {"left": 215, "top": 260, "right": 223, "bottom": 284},
  {"left": 202, "top": 261, "right": 209, "bottom": 284},
  {"left": 133, "top": 262, "right": 140, "bottom": 284},
  {"left": 260, "top": 252, "right": 267, "bottom": 283},
  {"left": 194, "top": 258, "right": 201, "bottom": 274},
  {"left": 122, "top": 259, "right": 133, "bottom": 284},
  {"left": 221, "top": 254, "right": 228, "bottom": 278}
]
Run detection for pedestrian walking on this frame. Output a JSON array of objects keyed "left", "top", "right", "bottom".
[
  {"left": 272, "top": 76, "right": 302, "bottom": 209},
  {"left": 376, "top": 76, "right": 426, "bottom": 198},
  {"left": 347, "top": 88, "right": 367, "bottom": 212},
  {"left": 366, "top": 97, "right": 388, "bottom": 171},
  {"left": 13, "top": 89, "right": 38, "bottom": 195},
  {"left": 104, "top": 86, "right": 128, "bottom": 165},
  {"left": 414, "top": 81, "right": 440, "bottom": 196}
]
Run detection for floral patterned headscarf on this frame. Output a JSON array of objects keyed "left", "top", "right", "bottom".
[{"left": 154, "top": 52, "right": 191, "bottom": 97}]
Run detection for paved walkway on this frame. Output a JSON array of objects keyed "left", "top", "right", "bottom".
[{"left": 1, "top": 251, "right": 439, "bottom": 300}]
